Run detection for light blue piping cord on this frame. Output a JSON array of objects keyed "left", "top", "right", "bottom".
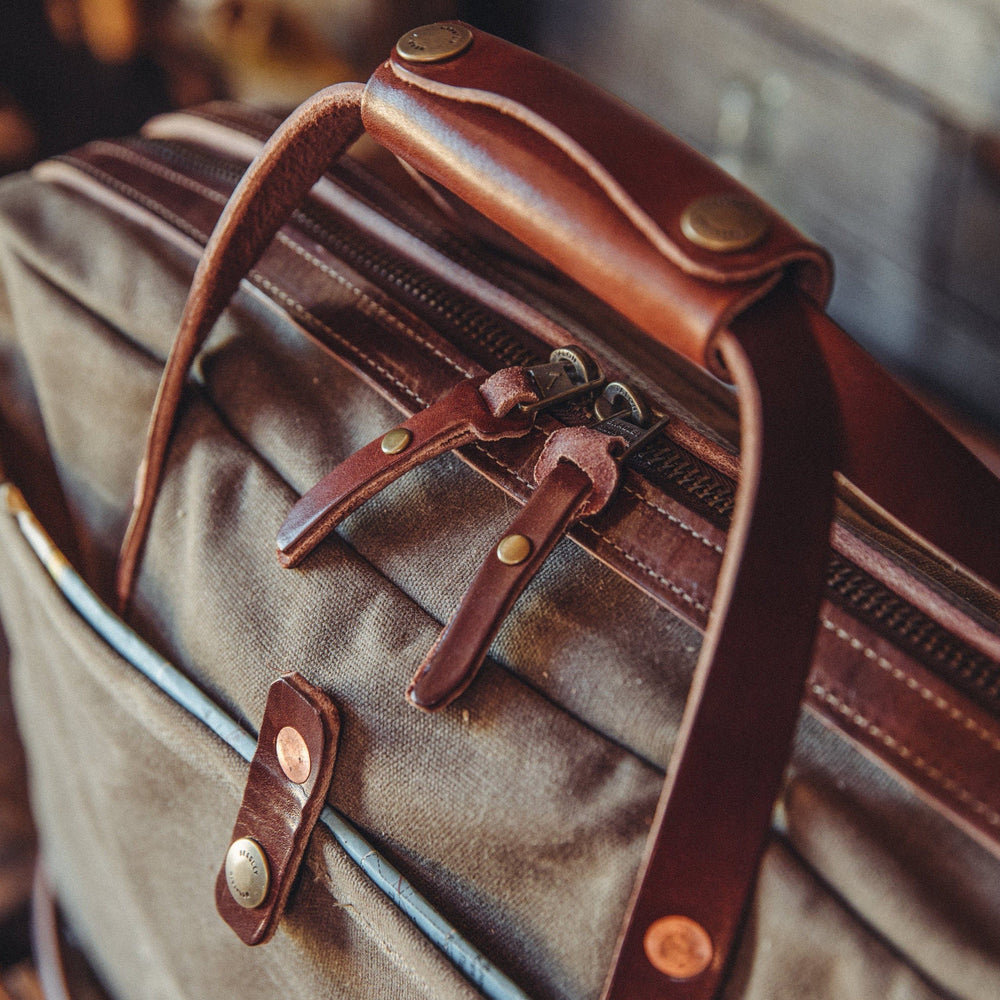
[{"left": 4, "top": 483, "right": 532, "bottom": 1000}]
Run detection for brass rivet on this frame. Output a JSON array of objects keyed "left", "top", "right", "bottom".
[
  {"left": 396, "top": 23, "right": 473, "bottom": 64},
  {"left": 496, "top": 534, "right": 532, "bottom": 566},
  {"left": 680, "top": 194, "right": 770, "bottom": 253},
  {"left": 380, "top": 428, "right": 412, "bottom": 455},
  {"left": 276, "top": 725, "right": 311, "bottom": 784},
  {"left": 643, "top": 915, "right": 713, "bottom": 980},
  {"left": 225, "top": 837, "right": 270, "bottom": 909}
]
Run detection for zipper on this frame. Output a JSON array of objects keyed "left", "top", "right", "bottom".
[
  {"left": 408, "top": 381, "right": 669, "bottom": 712},
  {"left": 81, "top": 134, "right": 1000, "bottom": 719}
]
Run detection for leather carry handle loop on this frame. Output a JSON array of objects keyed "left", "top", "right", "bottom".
[
  {"left": 363, "top": 26, "right": 833, "bottom": 379},
  {"left": 117, "top": 25, "right": 1000, "bottom": 607},
  {"left": 116, "top": 81, "right": 365, "bottom": 609}
]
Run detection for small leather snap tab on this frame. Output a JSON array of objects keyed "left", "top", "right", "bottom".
[
  {"left": 643, "top": 915, "right": 713, "bottom": 980},
  {"left": 497, "top": 533, "right": 532, "bottom": 565},
  {"left": 216, "top": 674, "right": 341, "bottom": 945},
  {"left": 275, "top": 726, "right": 311, "bottom": 784},
  {"left": 225, "top": 838, "right": 270, "bottom": 910},
  {"left": 380, "top": 427, "right": 412, "bottom": 455},
  {"left": 680, "top": 194, "right": 770, "bottom": 253},
  {"left": 396, "top": 23, "right": 473, "bottom": 63}
]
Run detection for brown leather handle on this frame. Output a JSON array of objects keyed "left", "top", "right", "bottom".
[{"left": 362, "top": 26, "right": 833, "bottom": 379}]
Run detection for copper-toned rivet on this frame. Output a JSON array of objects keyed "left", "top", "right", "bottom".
[
  {"left": 643, "top": 915, "right": 714, "bottom": 980},
  {"left": 396, "top": 23, "right": 473, "bottom": 64},
  {"left": 496, "top": 534, "right": 532, "bottom": 566},
  {"left": 380, "top": 428, "right": 412, "bottom": 455},
  {"left": 225, "top": 837, "right": 270, "bottom": 909},
  {"left": 275, "top": 725, "right": 311, "bottom": 784},
  {"left": 680, "top": 194, "right": 770, "bottom": 253}
]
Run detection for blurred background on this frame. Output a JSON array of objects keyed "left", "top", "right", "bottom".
[{"left": 1, "top": 0, "right": 998, "bottom": 443}]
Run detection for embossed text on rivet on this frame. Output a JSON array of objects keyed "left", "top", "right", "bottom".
[
  {"left": 396, "top": 23, "right": 474, "bottom": 63},
  {"left": 225, "top": 837, "right": 270, "bottom": 910}
]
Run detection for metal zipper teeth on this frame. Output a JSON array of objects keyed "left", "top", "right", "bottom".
[
  {"left": 826, "top": 555, "right": 1000, "bottom": 715},
  {"left": 116, "top": 137, "right": 1000, "bottom": 713}
]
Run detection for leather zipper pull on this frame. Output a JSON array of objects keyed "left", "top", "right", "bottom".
[
  {"left": 277, "top": 348, "right": 603, "bottom": 567},
  {"left": 407, "top": 384, "right": 668, "bottom": 711}
]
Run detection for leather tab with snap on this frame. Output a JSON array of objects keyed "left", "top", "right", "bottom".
[{"left": 216, "top": 673, "right": 340, "bottom": 945}]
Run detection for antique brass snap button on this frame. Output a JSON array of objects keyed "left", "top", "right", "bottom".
[
  {"left": 643, "top": 914, "right": 713, "bottom": 980},
  {"left": 396, "top": 23, "right": 474, "bottom": 64},
  {"left": 380, "top": 428, "right": 412, "bottom": 455},
  {"left": 225, "top": 837, "right": 270, "bottom": 909},
  {"left": 497, "top": 534, "right": 532, "bottom": 566},
  {"left": 276, "top": 726, "right": 311, "bottom": 784},
  {"left": 680, "top": 194, "right": 770, "bottom": 253}
]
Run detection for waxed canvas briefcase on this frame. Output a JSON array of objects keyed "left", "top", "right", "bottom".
[{"left": 1, "top": 21, "right": 999, "bottom": 1000}]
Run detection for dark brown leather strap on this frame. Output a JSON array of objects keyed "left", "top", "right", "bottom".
[
  {"left": 277, "top": 370, "right": 536, "bottom": 567},
  {"left": 601, "top": 284, "right": 837, "bottom": 1000},
  {"left": 116, "top": 82, "right": 365, "bottom": 610},
  {"left": 803, "top": 295, "right": 1000, "bottom": 592},
  {"left": 408, "top": 427, "right": 627, "bottom": 712}
]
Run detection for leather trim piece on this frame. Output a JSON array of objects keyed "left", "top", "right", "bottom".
[
  {"left": 116, "top": 82, "right": 366, "bottom": 612},
  {"left": 215, "top": 674, "right": 341, "bottom": 946},
  {"left": 409, "top": 427, "right": 626, "bottom": 713},
  {"left": 409, "top": 459, "right": 596, "bottom": 712},
  {"left": 601, "top": 287, "right": 838, "bottom": 999}
]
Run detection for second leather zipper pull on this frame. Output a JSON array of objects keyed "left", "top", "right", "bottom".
[{"left": 407, "top": 382, "right": 668, "bottom": 711}]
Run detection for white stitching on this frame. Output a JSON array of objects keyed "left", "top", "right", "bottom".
[
  {"left": 469, "top": 442, "right": 710, "bottom": 613},
  {"left": 621, "top": 484, "right": 725, "bottom": 554},
  {"left": 56, "top": 158, "right": 430, "bottom": 410},
  {"left": 251, "top": 277, "right": 426, "bottom": 408},
  {"left": 810, "top": 682, "right": 1000, "bottom": 828},
  {"left": 273, "top": 234, "right": 475, "bottom": 379},
  {"left": 820, "top": 618, "right": 1000, "bottom": 755},
  {"left": 90, "top": 141, "right": 478, "bottom": 382},
  {"left": 576, "top": 523, "right": 710, "bottom": 614},
  {"left": 59, "top": 158, "right": 211, "bottom": 245},
  {"left": 88, "top": 141, "right": 230, "bottom": 204}
]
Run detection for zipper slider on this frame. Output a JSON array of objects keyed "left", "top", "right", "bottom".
[
  {"left": 518, "top": 346, "right": 604, "bottom": 413},
  {"left": 407, "top": 381, "right": 668, "bottom": 711},
  {"left": 276, "top": 348, "right": 603, "bottom": 567}
]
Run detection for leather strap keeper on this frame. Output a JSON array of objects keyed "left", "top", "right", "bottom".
[{"left": 216, "top": 674, "right": 341, "bottom": 946}]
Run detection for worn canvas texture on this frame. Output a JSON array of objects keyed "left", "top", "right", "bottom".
[{"left": 0, "top": 160, "right": 998, "bottom": 1000}]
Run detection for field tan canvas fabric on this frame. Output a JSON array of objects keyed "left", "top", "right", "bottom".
[{"left": 0, "top": 88, "right": 999, "bottom": 1000}]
